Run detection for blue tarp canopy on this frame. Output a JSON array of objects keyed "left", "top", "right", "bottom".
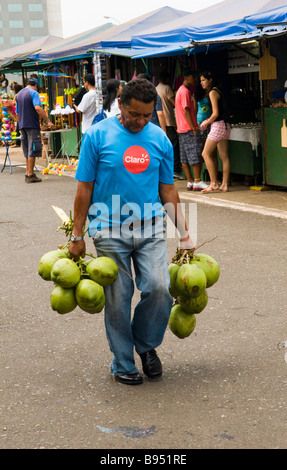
[
  {"left": 27, "top": 7, "right": 190, "bottom": 62},
  {"left": 99, "top": 6, "right": 189, "bottom": 48},
  {"left": 189, "top": 5, "right": 287, "bottom": 46},
  {"left": 3, "top": 2, "right": 287, "bottom": 67},
  {"left": 91, "top": 42, "right": 193, "bottom": 59},
  {"left": 92, "top": 4, "right": 287, "bottom": 61},
  {"left": 131, "top": 1, "right": 287, "bottom": 50},
  {"left": 26, "top": 23, "right": 115, "bottom": 61},
  {"left": 131, "top": 19, "right": 250, "bottom": 50},
  {"left": 243, "top": 4, "right": 287, "bottom": 29}
]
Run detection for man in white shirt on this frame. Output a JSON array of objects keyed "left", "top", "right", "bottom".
[{"left": 74, "top": 74, "right": 97, "bottom": 134}]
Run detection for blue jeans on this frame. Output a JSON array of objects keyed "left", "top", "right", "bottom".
[{"left": 93, "top": 220, "right": 173, "bottom": 375}]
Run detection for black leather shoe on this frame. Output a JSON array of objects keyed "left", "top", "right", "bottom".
[
  {"left": 139, "top": 349, "right": 162, "bottom": 379},
  {"left": 114, "top": 372, "right": 143, "bottom": 385}
]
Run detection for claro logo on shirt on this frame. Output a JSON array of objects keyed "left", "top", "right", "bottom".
[{"left": 123, "top": 146, "right": 150, "bottom": 174}]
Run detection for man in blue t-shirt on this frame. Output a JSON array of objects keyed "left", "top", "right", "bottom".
[
  {"left": 69, "top": 79, "right": 195, "bottom": 386},
  {"left": 16, "top": 77, "right": 54, "bottom": 183}
]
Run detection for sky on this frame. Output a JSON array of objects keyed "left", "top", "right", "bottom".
[{"left": 60, "top": 0, "right": 223, "bottom": 38}]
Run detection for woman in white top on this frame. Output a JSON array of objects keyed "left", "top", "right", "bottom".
[{"left": 103, "top": 79, "right": 122, "bottom": 118}]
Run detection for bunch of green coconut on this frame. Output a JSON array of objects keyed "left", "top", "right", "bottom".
[
  {"left": 38, "top": 249, "right": 118, "bottom": 315},
  {"left": 168, "top": 249, "right": 220, "bottom": 339}
]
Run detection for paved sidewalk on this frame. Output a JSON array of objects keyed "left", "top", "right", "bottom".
[{"left": 1, "top": 151, "right": 287, "bottom": 450}]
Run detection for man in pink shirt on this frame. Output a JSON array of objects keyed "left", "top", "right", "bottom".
[{"left": 175, "top": 68, "right": 208, "bottom": 191}]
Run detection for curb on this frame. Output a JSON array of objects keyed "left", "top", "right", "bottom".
[{"left": 179, "top": 192, "right": 287, "bottom": 220}]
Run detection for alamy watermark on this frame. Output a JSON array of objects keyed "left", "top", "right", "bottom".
[{"left": 88, "top": 196, "right": 198, "bottom": 245}]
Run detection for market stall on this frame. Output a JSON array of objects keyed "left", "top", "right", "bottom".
[
  {"left": 125, "top": 2, "right": 287, "bottom": 187},
  {"left": 260, "top": 34, "right": 287, "bottom": 187},
  {"left": 1, "top": 2, "right": 286, "bottom": 186}
]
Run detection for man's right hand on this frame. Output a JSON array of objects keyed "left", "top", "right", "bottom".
[
  {"left": 68, "top": 240, "right": 86, "bottom": 261},
  {"left": 48, "top": 121, "right": 56, "bottom": 130}
]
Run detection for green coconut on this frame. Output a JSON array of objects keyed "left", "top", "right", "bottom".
[
  {"left": 178, "top": 289, "right": 208, "bottom": 314},
  {"left": 190, "top": 253, "right": 220, "bottom": 288},
  {"left": 168, "top": 263, "right": 181, "bottom": 298},
  {"left": 175, "top": 264, "right": 206, "bottom": 298},
  {"left": 38, "top": 249, "right": 69, "bottom": 281},
  {"left": 86, "top": 256, "right": 118, "bottom": 286},
  {"left": 51, "top": 258, "right": 81, "bottom": 288},
  {"left": 168, "top": 304, "right": 196, "bottom": 339},
  {"left": 51, "top": 285, "right": 77, "bottom": 314},
  {"left": 75, "top": 279, "right": 105, "bottom": 314}
]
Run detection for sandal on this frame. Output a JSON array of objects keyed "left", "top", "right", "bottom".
[
  {"left": 201, "top": 185, "right": 220, "bottom": 193},
  {"left": 219, "top": 186, "right": 229, "bottom": 192}
]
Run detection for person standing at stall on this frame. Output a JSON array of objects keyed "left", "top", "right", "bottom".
[
  {"left": 156, "top": 71, "right": 183, "bottom": 180},
  {"left": 194, "top": 78, "right": 218, "bottom": 182},
  {"left": 74, "top": 73, "right": 97, "bottom": 134},
  {"left": 175, "top": 68, "right": 208, "bottom": 191},
  {"left": 200, "top": 71, "right": 231, "bottom": 193},
  {"left": 16, "top": 77, "right": 54, "bottom": 183},
  {"left": 11, "top": 83, "right": 23, "bottom": 147},
  {"left": 137, "top": 74, "right": 166, "bottom": 132}
]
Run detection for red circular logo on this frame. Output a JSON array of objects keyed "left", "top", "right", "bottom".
[{"left": 123, "top": 146, "right": 150, "bottom": 174}]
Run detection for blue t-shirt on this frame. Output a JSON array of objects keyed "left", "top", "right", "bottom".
[
  {"left": 196, "top": 97, "right": 211, "bottom": 124},
  {"left": 75, "top": 116, "right": 174, "bottom": 236},
  {"left": 16, "top": 87, "right": 42, "bottom": 130}
]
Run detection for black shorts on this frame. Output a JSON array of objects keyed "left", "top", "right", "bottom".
[{"left": 20, "top": 128, "right": 42, "bottom": 158}]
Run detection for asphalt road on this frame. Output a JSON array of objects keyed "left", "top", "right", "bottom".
[{"left": 1, "top": 167, "right": 287, "bottom": 450}]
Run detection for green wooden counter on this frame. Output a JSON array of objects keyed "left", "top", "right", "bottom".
[
  {"left": 264, "top": 107, "right": 287, "bottom": 187},
  {"left": 61, "top": 127, "right": 79, "bottom": 157},
  {"left": 203, "top": 124, "right": 263, "bottom": 184},
  {"left": 50, "top": 127, "right": 80, "bottom": 159}
]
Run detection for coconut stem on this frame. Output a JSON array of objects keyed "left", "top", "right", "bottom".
[{"left": 172, "top": 236, "right": 218, "bottom": 265}]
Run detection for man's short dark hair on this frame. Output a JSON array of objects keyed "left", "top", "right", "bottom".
[
  {"left": 183, "top": 67, "right": 197, "bottom": 78},
  {"left": 159, "top": 71, "right": 170, "bottom": 83},
  {"left": 84, "top": 73, "right": 95, "bottom": 86},
  {"left": 27, "top": 77, "right": 38, "bottom": 86},
  {"left": 136, "top": 73, "right": 151, "bottom": 81},
  {"left": 120, "top": 78, "right": 157, "bottom": 106}
]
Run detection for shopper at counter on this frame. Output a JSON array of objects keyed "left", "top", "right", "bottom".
[
  {"left": 74, "top": 73, "right": 97, "bottom": 134},
  {"left": 16, "top": 77, "right": 54, "bottom": 183}
]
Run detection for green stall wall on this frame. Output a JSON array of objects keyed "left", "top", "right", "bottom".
[{"left": 264, "top": 108, "right": 287, "bottom": 187}]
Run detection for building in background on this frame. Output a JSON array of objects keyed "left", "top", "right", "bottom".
[{"left": 0, "top": 0, "right": 63, "bottom": 51}]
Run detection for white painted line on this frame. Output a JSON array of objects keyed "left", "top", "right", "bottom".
[{"left": 179, "top": 192, "right": 287, "bottom": 220}]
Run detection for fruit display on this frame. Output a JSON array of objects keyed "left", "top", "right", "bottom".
[
  {"left": 38, "top": 206, "right": 118, "bottom": 315},
  {"left": 1, "top": 106, "right": 12, "bottom": 141},
  {"left": 64, "top": 87, "right": 80, "bottom": 97},
  {"left": 168, "top": 248, "right": 220, "bottom": 339},
  {"left": 42, "top": 160, "right": 78, "bottom": 177}
]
